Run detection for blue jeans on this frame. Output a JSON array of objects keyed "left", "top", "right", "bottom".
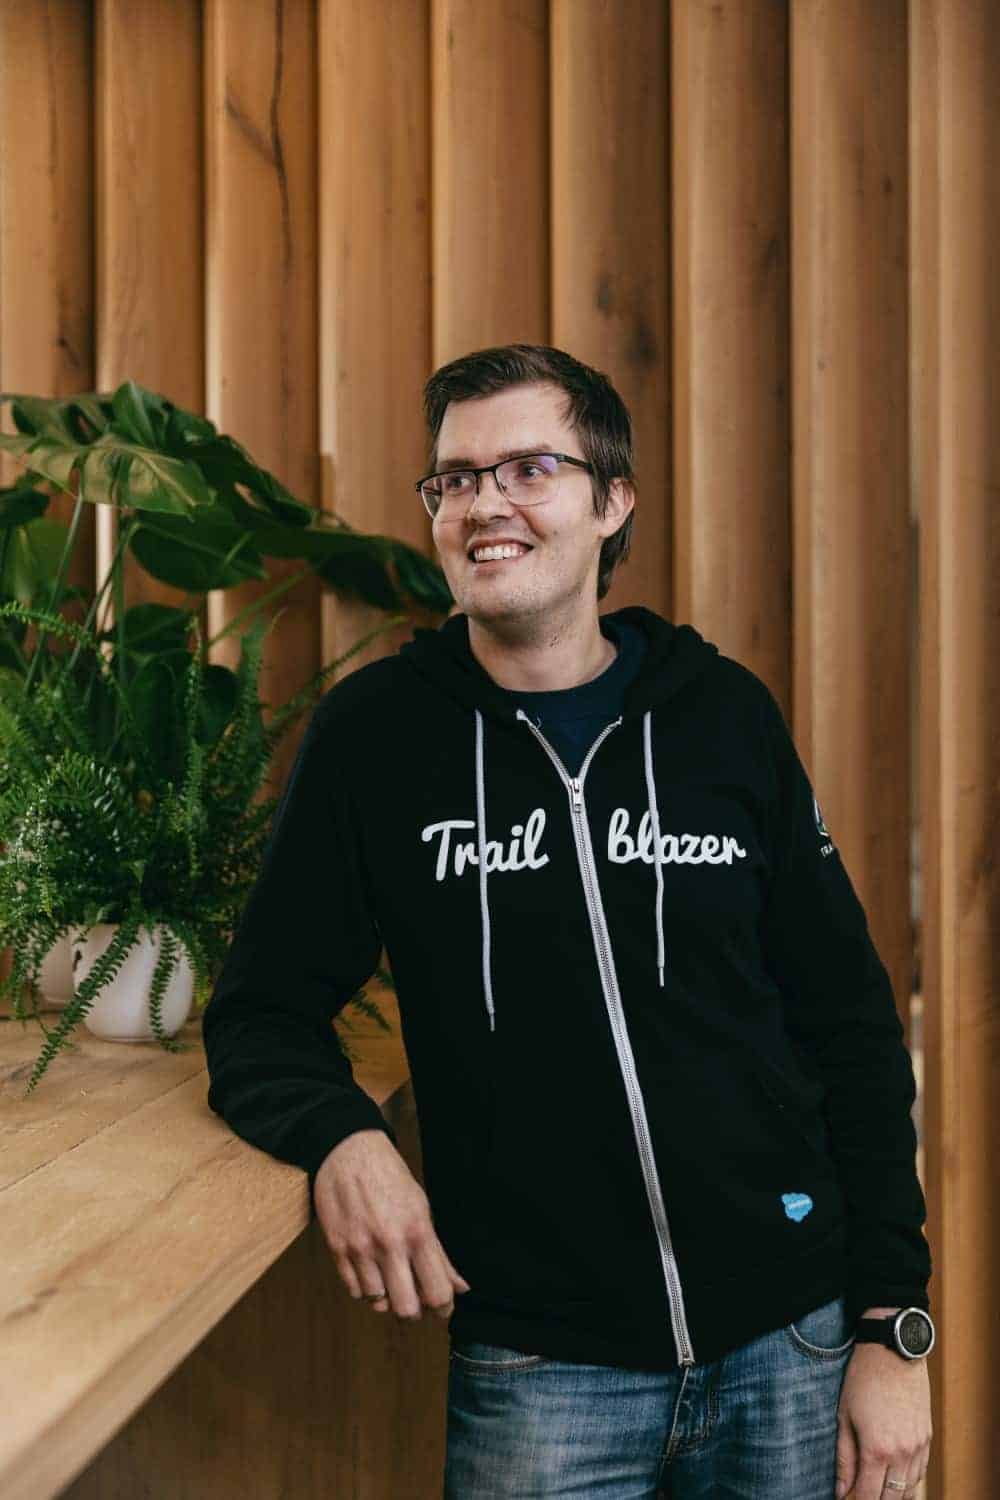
[{"left": 444, "top": 1294, "right": 854, "bottom": 1498}]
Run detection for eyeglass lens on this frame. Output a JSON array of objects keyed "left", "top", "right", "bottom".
[{"left": 421, "top": 453, "right": 561, "bottom": 518}]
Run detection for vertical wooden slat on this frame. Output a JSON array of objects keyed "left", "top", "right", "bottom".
[
  {"left": 551, "top": 0, "right": 671, "bottom": 617},
  {"left": 914, "top": 3, "right": 1000, "bottom": 1494},
  {"left": 431, "top": 0, "right": 549, "bottom": 362},
  {"left": 670, "top": 0, "right": 790, "bottom": 702},
  {"left": 0, "top": 0, "right": 96, "bottom": 1013},
  {"left": 95, "top": 0, "right": 204, "bottom": 613},
  {"left": 318, "top": 0, "right": 434, "bottom": 676},
  {"left": 316, "top": 10, "right": 442, "bottom": 1487},
  {"left": 0, "top": 0, "right": 96, "bottom": 601},
  {"left": 203, "top": 0, "right": 321, "bottom": 790},
  {"left": 790, "top": 0, "right": 913, "bottom": 1036}
]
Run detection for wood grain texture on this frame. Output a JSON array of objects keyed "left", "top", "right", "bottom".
[
  {"left": 551, "top": 0, "right": 671, "bottom": 616},
  {"left": 790, "top": 0, "right": 913, "bottom": 1040},
  {"left": 431, "top": 0, "right": 550, "bottom": 363},
  {"left": 203, "top": 0, "right": 322, "bottom": 792},
  {"left": 0, "top": 989, "right": 432, "bottom": 1500},
  {"left": 94, "top": 0, "right": 205, "bottom": 615},
  {"left": 0, "top": 0, "right": 96, "bottom": 1015},
  {"left": 318, "top": 0, "right": 436, "bottom": 677},
  {"left": 913, "top": 2, "right": 1000, "bottom": 1494},
  {"left": 671, "top": 0, "right": 791, "bottom": 703}
]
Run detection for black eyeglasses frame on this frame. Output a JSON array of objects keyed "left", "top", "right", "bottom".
[{"left": 414, "top": 451, "right": 595, "bottom": 512}]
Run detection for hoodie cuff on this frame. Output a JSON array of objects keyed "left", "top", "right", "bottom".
[{"left": 846, "top": 1284, "right": 931, "bottom": 1327}]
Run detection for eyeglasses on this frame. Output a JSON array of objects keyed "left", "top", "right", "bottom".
[{"left": 415, "top": 451, "right": 594, "bottom": 520}]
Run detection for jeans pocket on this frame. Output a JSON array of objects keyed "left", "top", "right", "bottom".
[
  {"left": 450, "top": 1339, "right": 553, "bottom": 1372},
  {"left": 785, "top": 1294, "right": 856, "bottom": 1360}
]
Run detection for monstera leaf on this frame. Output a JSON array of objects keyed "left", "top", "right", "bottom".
[{"left": 0, "top": 381, "right": 451, "bottom": 618}]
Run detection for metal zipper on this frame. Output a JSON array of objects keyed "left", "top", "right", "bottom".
[{"left": 515, "top": 709, "right": 696, "bottom": 1367}]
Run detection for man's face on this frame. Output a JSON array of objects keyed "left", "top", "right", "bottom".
[{"left": 429, "top": 381, "right": 632, "bottom": 627}]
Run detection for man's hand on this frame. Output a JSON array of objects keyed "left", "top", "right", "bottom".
[
  {"left": 313, "top": 1129, "right": 471, "bottom": 1321},
  {"left": 835, "top": 1308, "right": 932, "bottom": 1500}
]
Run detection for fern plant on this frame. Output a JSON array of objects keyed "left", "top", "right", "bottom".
[{"left": 0, "top": 597, "right": 401, "bottom": 1095}]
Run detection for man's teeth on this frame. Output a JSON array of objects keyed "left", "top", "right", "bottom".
[{"left": 472, "top": 544, "right": 531, "bottom": 562}]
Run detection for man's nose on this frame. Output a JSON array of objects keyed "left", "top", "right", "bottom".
[{"left": 467, "top": 469, "right": 514, "bottom": 519}]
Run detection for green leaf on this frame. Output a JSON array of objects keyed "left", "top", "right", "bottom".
[
  {"left": 83, "top": 431, "right": 213, "bottom": 514},
  {"left": 78, "top": 444, "right": 120, "bottom": 506},
  {"left": 389, "top": 539, "right": 453, "bottom": 613},
  {"left": 15, "top": 438, "right": 81, "bottom": 490},
  {"left": 127, "top": 655, "right": 184, "bottom": 774},
  {"left": 0, "top": 390, "right": 113, "bottom": 444},
  {"left": 128, "top": 506, "right": 267, "bottom": 590},
  {"left": 110, "top": 380, "right": 160, "bottom": 449},
  {"left": 184, "top": 432, "right": 314, "bottom": 527},
  {"left": 0, "top": 517, "right": 73, "bottom": 602},
  {"left": 0, "top": 485, "right": 49, "bottom": 528},
  {"left": 164, "top": 405, "right": 218, "bottom": 449},
  {"left": 2, "top": 393, "right": 81, "bottom": 442},
  {"left": 239, "top": 514, "right": 389, "bottom": 563},
  {"left": 97, "top": 602, "right": 194, "bottom": 655},
  {"left": 0, "top": 432, "right": 37, "bottom": 461},
  {"left": 196, "top": 664, "right": 239, "bottom": 746},
  {"left": 314, "top": 546, "right": 402, "bottom": 611}
]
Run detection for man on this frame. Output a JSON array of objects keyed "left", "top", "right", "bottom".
[{"left": 203, "top": 344, "right": 933, "bottom": 1498}]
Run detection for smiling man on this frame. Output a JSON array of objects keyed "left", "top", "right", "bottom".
[{"left": 203, "top": 343, "right": 934, "bottom": 1499}]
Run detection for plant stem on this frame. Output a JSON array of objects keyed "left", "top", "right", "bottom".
[{"left": 205, "top": 564, "right": 315, "bottom": 649}]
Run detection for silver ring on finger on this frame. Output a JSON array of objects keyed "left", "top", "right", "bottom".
[
  {"left": 363, "top": 1288, "right": 388, "bottom": 1301},
  {"left": 883, "top": 1481, "right": 907, "bottom": 1493}
]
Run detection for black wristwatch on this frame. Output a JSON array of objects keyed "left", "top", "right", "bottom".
[{"left": 854, "top": 1307, "right": 935, "bottom": 1360}]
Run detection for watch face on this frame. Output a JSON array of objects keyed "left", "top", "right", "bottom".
[{"left": 897, "top": 1310, "right": 933, "bottom": 1357}]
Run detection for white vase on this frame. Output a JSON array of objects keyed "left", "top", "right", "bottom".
[
  {"left": 35, "top": 931, "right": 79, "bottom": 1011},
  {"left": 74, "top": 922, "right": 194, "bottom": 1042}
]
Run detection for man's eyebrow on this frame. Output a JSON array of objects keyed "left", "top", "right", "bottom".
[{"left": 434, "top": 444, "right": 555, "bottom": 471}]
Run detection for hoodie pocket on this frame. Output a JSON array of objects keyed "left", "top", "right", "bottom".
[
  {"left": 647, "top": 1044, "right": 842, "bottom": 1283},
  {"left": 747, "top": 1055, "right": 829, "bottom": 1159}
]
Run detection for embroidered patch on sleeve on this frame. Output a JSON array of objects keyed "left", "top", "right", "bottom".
[{"left": 812, "top": 795, "right": 835, "bottom": 857}]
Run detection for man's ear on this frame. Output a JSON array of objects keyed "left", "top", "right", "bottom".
[{"left": 599, "top": 478, "right": 635, "bottom": 537}]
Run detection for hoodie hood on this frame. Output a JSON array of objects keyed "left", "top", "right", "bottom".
[
  {"left": 398, "top": 605, "right": 719, "bottom": 724},
  {"left": 399, "top": 606, "right": 722, "bottom": 1024}
]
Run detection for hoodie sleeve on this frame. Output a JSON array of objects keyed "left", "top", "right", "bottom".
[
  {"left": 756, "top": 685, "right": 932, "bottom": 1325},
  {"left": 201, "top": 694, "right": 398, "bottom": 1213}
]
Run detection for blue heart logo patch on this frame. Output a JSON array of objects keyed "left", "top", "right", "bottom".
[{"left": 781, "top": 1192, "right": 813, "bottom": 1222}]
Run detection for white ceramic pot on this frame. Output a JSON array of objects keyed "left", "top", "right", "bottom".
[
  {"left": 35, "top": 931, "right": 79, "bottom": 1011},
  {"left": 74, "top": 922, "right": 194, "bottom": 1042}
]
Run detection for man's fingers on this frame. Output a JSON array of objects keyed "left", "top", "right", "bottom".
[
  {"left": 443, "top": 1250, "right": 472, "bottom": 1292},
  {"left": 903, "top": 1441, "right": 930, "bottom": 1497},
  {"left": 834, "top": 1418, "right": 858, "bottom": 1500},
  {"left": 334, "top": 1252, "right": 364, "bottom": 1300},
  {"left": 353, "top": 1252, "right": 392, "bottom": 1311},
  {"left": 409, "top": 1237, "right": 462, "bottom": 1318},
  {"left": 852, "top": 1456, "right": 889, "bottom": 1500},
  {"left": 377, "top": 1244, "right": 428, "bottom": 1319}
]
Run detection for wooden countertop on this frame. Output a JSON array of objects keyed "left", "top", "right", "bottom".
[{"left": 0, "top": 986, "right": 411, "bottom": 1500}]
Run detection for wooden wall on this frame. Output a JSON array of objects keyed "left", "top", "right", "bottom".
[{"left": 0, "top": 3, "right": 995, "bottom": 1494}]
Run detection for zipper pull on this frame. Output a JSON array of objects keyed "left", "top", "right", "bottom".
[{"left": 571, "top": 778, "right": 582, "bottom": 810}]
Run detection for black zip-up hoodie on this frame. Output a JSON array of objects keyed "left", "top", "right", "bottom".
[{"left": 202, "top": 605, "right": 931, "bottom": 1371}]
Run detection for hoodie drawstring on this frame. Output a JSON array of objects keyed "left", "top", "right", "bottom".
[
  {"left": 474, "top": 709, "right": 496, "bottom": 1030},
  {"left": 642, "top": 710, "right": 666, "bottom": 988}
]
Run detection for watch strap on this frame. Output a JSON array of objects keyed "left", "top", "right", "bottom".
[{"left": 854, "top": 1316, "right": 898, "bottom": 1348}]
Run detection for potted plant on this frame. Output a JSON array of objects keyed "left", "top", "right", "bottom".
[
  {"left": 0, "top": 377, "right": 449, "bottom": 1050},
  {"left": 0, "top": 597, "right": 404, "bottom": 1094}
]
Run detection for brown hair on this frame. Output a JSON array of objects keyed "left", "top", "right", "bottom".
[{"left": 421, "top": 343, "right": 634, "bottom": 602}]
